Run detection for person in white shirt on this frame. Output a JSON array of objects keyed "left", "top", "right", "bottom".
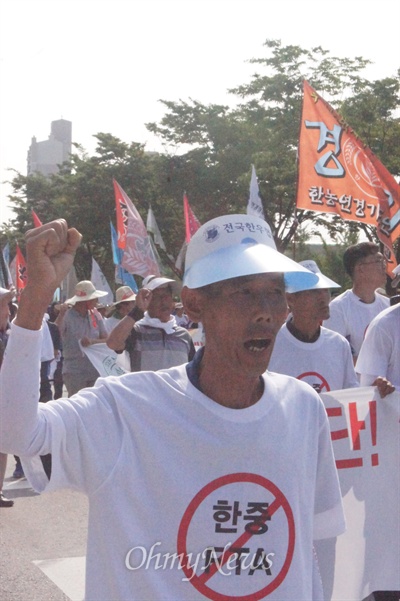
[
  {"left": 356, "top": 303, "right": 400, "bottom": 391},
  {"left": 323, "top": 242, "right": 389, "bottom": 361},
  {"left": 269, "top": 260, "right": 359, "bottom": 393},
  {"left": 0, "top": 215, "right": 346, "bottom": 600}
]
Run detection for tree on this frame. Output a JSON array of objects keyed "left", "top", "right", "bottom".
[{"left": 147, "top": 40, "right": 400, "bottom": 251}]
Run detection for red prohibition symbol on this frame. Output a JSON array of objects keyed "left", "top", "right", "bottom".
[{"left": 177, "top": 472, "right": 295, "bottom": 601}]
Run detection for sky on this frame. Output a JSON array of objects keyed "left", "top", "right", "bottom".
[{"left": 0, "top": 0, "right": 399, "bottom": 226}]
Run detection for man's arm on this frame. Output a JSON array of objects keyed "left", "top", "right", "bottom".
[
  {"left": 106, "top": 288, "right": 149, "bottom": 351},
  {"left": 15, "top": 220, "right": 82, "bottom": 331},
  {"left": 0, "top": 221, "right": 81, "bottom": 455}
]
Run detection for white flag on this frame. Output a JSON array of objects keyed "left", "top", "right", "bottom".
[
  {"left": 147, "top": 206, "right": 167, "bottom": 252},
  {"left": 90, "top": 258, "right": 114, "bottom": 305},
  {"left": 316, "top": 387, "right": 400, "bottom": 600},
  {"left": 247, "top": 164, "right": 265, "bottom": 219}
]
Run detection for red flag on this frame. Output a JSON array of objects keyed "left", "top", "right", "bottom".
[
  {"left": 15, "top": 245, "right": 27, "bottom": 298},
  {"left": 297, "top": 80, "right": 400, "bottom": 271},
  {"left": 183, "top": 193, "right": 201, "bottom": 243},
  {"left": 113, "top": 180, "right": 160, "bottom": 277},
  {"left": 32, "top": 210, "right": 43, "bottom": 228}
]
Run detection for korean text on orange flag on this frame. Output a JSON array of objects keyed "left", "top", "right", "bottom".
[{"left": 297, "top": 80, "right": 400, "bottom": 268}]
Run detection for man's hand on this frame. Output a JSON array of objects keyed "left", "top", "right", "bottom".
[
  {"left": 16, "top": 220, "right": 81, "bottom": 330},
  {"left": 373, "top": 376, "right": 395, "bottom": 398},
  {"left": 134, "top": 287, "right": 152, "bottom": 313}
]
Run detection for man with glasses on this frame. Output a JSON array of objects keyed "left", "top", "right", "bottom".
[{"left": 324, "top": 242, "right": 389, "bottom": 361}]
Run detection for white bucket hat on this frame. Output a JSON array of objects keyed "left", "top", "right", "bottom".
[
  {"left": 112, "top": 286, "right": 137, "bottom": 306},
  {"left": 142, "top": 275, "right": 180, "bottom": 293},
  {"left": 183, "top": 214, "right": 318, "bottom": 293},
  {"left": 66, "top": 280, "right": 108, "bottom": 305},
  {"left": 295, "top": 260, "right": 341, "bottom": 291}
]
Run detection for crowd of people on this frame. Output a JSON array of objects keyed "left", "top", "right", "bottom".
[{"left": 0, "top": 217, "right": 398, "bottom": 601}]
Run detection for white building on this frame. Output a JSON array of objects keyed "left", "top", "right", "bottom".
[{"left": 27, "top": 119, "right": 72, "bottom": 176}]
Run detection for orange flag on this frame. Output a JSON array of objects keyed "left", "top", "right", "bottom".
[
  {"left": 297, "top": 80, "right": 400, "bottom": 270},
  {"left": 31, "top": 210, "right": 43, "bottom": 228},
  {"left": 15, "top": 245, "right": 27, "bottom": 299}
]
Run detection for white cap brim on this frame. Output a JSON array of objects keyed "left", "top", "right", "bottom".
[
  {"left": 142, "top": 276, "right": 180, "bottom": 293},
  {"left": 183, "top": 242, "right": 318, "bottom": 293}
]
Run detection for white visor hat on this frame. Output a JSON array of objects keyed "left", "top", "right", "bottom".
[
  {"left": 295, "top": 260, "right": 341, "bottom": 292},
  {"left": 183, "top": 214, "right": 318, "bottom": 292},
  {"left": 141, "top": 275, "right": 181, "bottom": 294}
]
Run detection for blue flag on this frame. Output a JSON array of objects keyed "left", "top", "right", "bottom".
[{"left": 110, "top": 222, "right": 138, "bottom": 291}]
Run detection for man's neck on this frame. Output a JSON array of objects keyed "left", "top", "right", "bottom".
[
  {"left": 352, "top": 283, "right": 377, "bottom": 304},
  {"left": 197, "top": 352, "right": 264, "bottom": 409},
  {"left": 287, "top": 316, "right": 320, "bottom": 343}
]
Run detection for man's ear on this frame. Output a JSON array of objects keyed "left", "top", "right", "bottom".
[
  {"left": 285, "top": 292, "right": 294, "bottom": 313},
  {"left": 181, "top": 286, "right": 204, "bottom": 323}
]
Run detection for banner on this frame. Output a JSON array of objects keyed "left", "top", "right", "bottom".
[
  {"left": 316, "top": 387, "right": 400, "bottom": 600},
  {"left": 90, "top": 258, "right": 114, "bottom": 305},
  {"left": 113, "top": 180, "right": 160, "bottom": 277},
  {"left": 247, "top": 165, "right": 265, "bottom": 219},
  {"left": 79, "top": 342, "right": 128, "bottom": 377},
  {"left": 297, "top": 80, "right": 400, "bottom": 270}
]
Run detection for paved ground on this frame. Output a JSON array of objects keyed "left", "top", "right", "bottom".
[{"left": 0, "top": 458, "right": 87, "bottom": 601}]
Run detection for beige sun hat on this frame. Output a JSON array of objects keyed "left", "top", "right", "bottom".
[
  {"left": 112, "top": 285, "right": 137, "bottom": 306},
  {"left": 66, "top": 281, "right": 108, "bottom": 305}
]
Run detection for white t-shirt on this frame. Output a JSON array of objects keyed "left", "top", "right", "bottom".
[
  {"left": 323, "top": 289, "right": 389, "bottom": 359},
  {"left": 356, "top": 303, "right": 400, "bottom": 390},
  {"left": 1, "top": 324, "right": 345, "bottom": 601},
  {"left": 104, "top": 314, "right": 120, "bottom": 334},
  {"left": 268, "top": 324, "right": 359, "bottom": 393}
]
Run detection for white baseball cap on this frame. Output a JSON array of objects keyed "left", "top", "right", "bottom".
[
  {"left": 295, "top": 260, "right": 341, "bottom": 291},
  {"left": 183, "top": 214, "right": 318, "bottom": 292},
  {"left": 142, "top": 275, "right": 180, "bottom": 293}
]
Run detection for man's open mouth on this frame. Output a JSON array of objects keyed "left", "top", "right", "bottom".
[{"left": 244, "top": 338, "right": 271, "bottom": 352}]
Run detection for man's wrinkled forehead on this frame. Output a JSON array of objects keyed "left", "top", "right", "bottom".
[{"left": 200, "top": 273, "right": 285, "bottom": 296}]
